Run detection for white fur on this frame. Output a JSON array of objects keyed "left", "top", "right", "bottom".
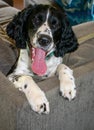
[{"left": 46, "top": 55, "right": 62, "bottom": 77}]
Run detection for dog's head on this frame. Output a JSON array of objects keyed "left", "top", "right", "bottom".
[{"left": 7, "top": 4, "right": 78, "bottom": 57}]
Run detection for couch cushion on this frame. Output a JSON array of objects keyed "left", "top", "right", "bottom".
[
  {"left": 0, "top": 2, "right": 19, "bottom": 75},
  {"left": 0, "top": 1, "right": 19, "bottom": 29},
  {"left": 63, "top": 22, "right": 94, "bottom": 69},
  {"left": 0, "top": 0, "right": 9, "bottom": 8},
  {"left": 0, "top": 38, "right": 18, "bottom": 75},
  {"left": 65, "top": 38, "right": 94, "bottom": 69}
]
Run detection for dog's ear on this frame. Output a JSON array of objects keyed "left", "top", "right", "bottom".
[
  {"left": 6, "top": 5, "right": 34, "bottom": 49},
  {"left": 54, "top": 14, "right": 79, "bottom": 57}
]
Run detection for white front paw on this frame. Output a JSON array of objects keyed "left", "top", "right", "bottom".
[
  {"left": 13, "top": 76, "right": 50, "bottom": 114},
  {"left": 57, "top": 64, "right": 76, "bottom": 101},
  {"left": 60, "top": 83, "right": 76, "bottom": 101}
]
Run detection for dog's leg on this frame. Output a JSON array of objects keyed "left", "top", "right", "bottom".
[
  {"left": 12, "top": 75, "right": 49, "bottom": 114},
  {"left": 8, "top": 49, "right": 49, "bottom": 114},
  {"left": 57, "top": 64, "right": 76, "bottom": 101},
  {"left": 8, "top": 76, "right": 50, "bottom": 114}
]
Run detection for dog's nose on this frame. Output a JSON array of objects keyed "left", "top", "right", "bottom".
[{"left": 38, "top": 35, "right": 52, "bottom": 47}]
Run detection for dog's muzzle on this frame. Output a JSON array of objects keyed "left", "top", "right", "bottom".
[{"left": 38, "top": 34, "right": 52, "bottom": 48}]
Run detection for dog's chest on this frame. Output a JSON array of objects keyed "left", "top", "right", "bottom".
[{"left": 45, "top": 55, "right": 62, "bottom": 77}]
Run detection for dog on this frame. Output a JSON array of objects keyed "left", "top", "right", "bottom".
[{"left": 6, "top": 4, "right": 78, "bottom": 114}]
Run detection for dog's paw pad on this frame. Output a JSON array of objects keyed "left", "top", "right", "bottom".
[
  {"left": 39, "top": 103, "right": 49, "bottom": 114},
  {"left": 32, "top": 101, "right": 50, "bottom": 114}
]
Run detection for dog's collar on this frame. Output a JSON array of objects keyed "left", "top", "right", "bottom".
[
  {"left": 46, "top": 48, "right": 55, "bottom": 60},
  {"left": 46, "top": 51, "right": 54, "bottom": 60}
]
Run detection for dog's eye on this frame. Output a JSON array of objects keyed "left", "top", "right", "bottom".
[
  {"left": 51, "top": 19, "right": 57, "bottom": 25},
  {"left": 37, "top": 14, "right": 43, "bottom": 21},
  {"left": 50, "top": 17, "right": 59, "bottom": 28},
  {"left": 33, "top": 14, "right": 44, "bottom": 26},
  {"left": 33, "top": 18, "right": 40, "bottom": 25}
]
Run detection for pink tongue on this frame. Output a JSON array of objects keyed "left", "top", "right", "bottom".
[{"left": 31, "top": 48, "right": 47, "bottom": 76}]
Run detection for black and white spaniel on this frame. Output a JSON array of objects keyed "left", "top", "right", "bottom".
[{"left": 6, "top": 4, "right": 78, "bottom": 114}]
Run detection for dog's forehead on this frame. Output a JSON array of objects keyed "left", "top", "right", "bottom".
[
  {"left": 33, "top": 5, "right": 49, "bottom": 14},
  {"left": 33, "top": 5, "right": 58, "bottom": 15},
  {"left": 34, "top": 9, "right": 52, "bottom": 36}
]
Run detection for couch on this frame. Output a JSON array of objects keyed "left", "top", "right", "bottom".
[{"left": 0, "top": 1, "right": 94, "bottom": 130}]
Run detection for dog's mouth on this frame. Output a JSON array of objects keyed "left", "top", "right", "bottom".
[{"left": 31, "top": 47, "right": 47, "bottom": 76}]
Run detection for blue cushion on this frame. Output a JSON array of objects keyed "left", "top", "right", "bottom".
[{"left": 55, "top": 0, "right": 94, "bottom": 25}]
